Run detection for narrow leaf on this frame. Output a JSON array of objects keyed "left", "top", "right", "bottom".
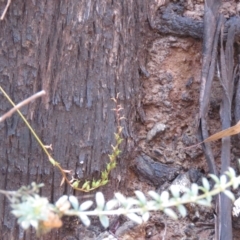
[
  {"left": 142, "top": 212, "right": 150, "bottom": 222},
  {"left": 191, "top": 183, "right": 199, "bottom": 196},
  {"left": 126, "top": 213, "right": 143, "bottom": 224},
  {"left": 209, "top": 174, "right": 220, "bottom": 184},
  {"left": 204, "top": 120, "right": 240, "bottom": 142},
  {"left": 233, "top": 177, "right": 240, "bottom": 190},
  {"left": 135, "top": 191, "right": 147, "bottom": 204},
  {"left": 69, "top": 196, "right": 79, "bottom": 210},
  {"left": 220, "top": 175, "right": 227, "bottom": 185},
  {"left": 49, "top": 157, "right": 56, "bottom": 166},
  {"left": 148, "top": 191, "right": 161, "bottom": 202},
  {"left": 170, "top": 185, "right": 180, "bottom": 198},
  {"left": 96, "top": 192, "right": 105, "bottom": 210},
  {"left": 60, "top": 177, "right": 65, "bottom": 187},
  {"left": 202, "top": 178, "right": 210, "bottom": 191},
  {"left": 79, "top": 214, "right": 91, "bottom": 227},
  {"left": 80, "top": 200, "right": 93, "bottom": 211},
  {"left": 164, "top": 208, "right": 178, "bottom": 220},
  {"left": 71, "top": 180, "right": 80, "bottom": 189},
  {"left": 177, "top": 205, "right": 187, "bottom": 217},
  {"left": 105, "top": 199, "right": 118, "bottom": 210},
  {"left": 223, "top": 190, "right": 235, "bottom": 201},
  {"left": 82, "top": 181, "right": 90, "bottom": 190},
  {"left": 55, "top": 195, "right": 68, "bottom": 208},
  {"left": 206, "top": 194, "right": 212, "bottom": 203},
  {"left": 227, "top": 167, "right": 236, "bottom": 178},
  {"left": 160, "top": 191, "right": 169, "bottom": 203},
  {"left": 115, "top": 192, "right": 127, "bottom": 205},
  {"left": 99, "top": 215, "right": 109, "bottom": 228},
  {"left": 196, "top": 200, "right": 211, "bottom": 207}
]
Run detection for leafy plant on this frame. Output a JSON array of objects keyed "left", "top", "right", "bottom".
[
  {"left": 2, "top": 87, "right": 240, "bottom": 236},
  {"left": 1, "top": 167, "right": 240, "bottom": 236},
  {"left": 0, "top": 87, "right": 124, "bottom": 192}
]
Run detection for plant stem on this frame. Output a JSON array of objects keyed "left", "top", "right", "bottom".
[{"left": 0, "top": 87, "right": 51, "bottom": 158}]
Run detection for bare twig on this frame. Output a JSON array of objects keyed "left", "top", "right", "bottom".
[
  {"left": 0, "top": 0, "right": 11, "bottom": 20},
  {"left": 162, "top": 221, "right": 167, "bottom": 240},
  {"left": 0, "top": 90, "right": 46, "bottom": 122}
]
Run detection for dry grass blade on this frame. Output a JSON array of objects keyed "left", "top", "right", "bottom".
[
  {"left": 0, "top": 90, "right": 46, "bottom": 122},
  {"left": 0, "top": 0, "right": 11, "bottom": 20},
  {"left": 183, "top": 120, "right": 240, "bottom": 150},
  {"left": 204, "top": 120, "right": 240, "bottom": 142}
]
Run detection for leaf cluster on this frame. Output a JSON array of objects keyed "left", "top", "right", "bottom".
[
  {"left": 0, "top": 87, "right": 124, "bottom": 192},
  {"left": 3, "top": 168, "right": 240, "bottom": 235}
]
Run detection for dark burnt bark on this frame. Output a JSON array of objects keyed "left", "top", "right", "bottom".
[
  {"left": 0, "top": 0, "right": 239, "bottom": 239},
  {"left": 132, "top": 154, "right": 181, "bottom": 187},
  {"left": 218, "top": 21, "right": 236, "bottom": 240},
  {"left": 153, "top": 2, "right": 240, "bottom": 43},
  {"left": 0, "top": 1, "right": 148, "bottom": 239}
]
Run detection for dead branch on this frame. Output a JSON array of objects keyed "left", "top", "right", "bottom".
[
  {"left": 0, "top": 90, "right": 46, "bottom": 122},
  {"left": 154, "top": 2, "right": 240, "bottom": 43},
  {"left": 0, "top": 0, "right": 11, "bottom": 20}
]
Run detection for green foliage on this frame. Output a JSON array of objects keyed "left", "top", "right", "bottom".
[
  {"left": 0, "top": 87, "right": 124, "bottom": 192},
  {"left": 1, "top": 168, "right": 240, "bottom": 236},
  {"left": 0, "top": 183, "right": 62, "bottom": 236},
  {"left": 2, "top": 88, "right": 240, "bottom": 237}
]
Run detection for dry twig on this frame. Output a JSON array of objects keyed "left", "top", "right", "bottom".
[
  {"left": 0, "top": 0, "right": 11, "bottom": 20},
  {"left": 0, "top": 90, "right": 46, "bottom": 122}
]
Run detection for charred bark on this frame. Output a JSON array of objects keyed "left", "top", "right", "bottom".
[
  {"left": 132, "top": 154, "right": 181, "bottom": 187},
  {"left": 0, "top": 0, "right": 239, "bottom": 239},
  {"left": 218, "top": 21, "right": 236, "bottom": 240},
  {"left": 0, "top": 0, "right": 148, "bottom": 239},
  {"left": 153, "top": 2, "right": 240, "bottom": 43}
]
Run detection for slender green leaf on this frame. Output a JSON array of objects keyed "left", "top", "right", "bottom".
[
  {"left": 160, "top": 191, "right": 169, "bottom": 203},
  {"left": 105, "top": 199, "right": 118, "bottom": 211},
  {"left": 148, "top": 191, "right": 161, "bottom": 202},
  {"left": 191, "top": 183, "right": 199, "bottom": 196},
  {"left": 126, "top": 213, "right": 142, "bottom": 224},
  {"left": 227, "top": 167, "right": 236, "bottom": 178},
  {"left": 135, "top": 191, "right": 147, "bottom": 204},
  {"left": 209, "top": 174, "right": 220, "bottom": 184},
  {"left": 220, "top": 175, "right": 227, "bottom": 185},
  {"left": 206, "top": 194, "right": 212, "bottom": 203},
  {"left": 82, "top": 181, "right": 90, "bottom": 190},
  {"left": 99, "top": 215, "right": 109, "bottom": 228},
  {"left": 233, "top": 178, "right": 240, "bottom": 190},
  {"left": 196, "top": 200, "right": 211, "bottom": 207},
  {"left": 164, "top": 208, "right": 178, "bottom": 220},
  {"left": 79, "top": 214, "right": 91, "bottom": 227},
  {"left": 79, "top": 201, "right": 93, "bottom": 211},
  {"left": 69, "top": 196, "right": 79, "bottom": 210},
  {"left": 115, "top": 193, "right": 127, "bottom": 205},
  {"left": 55, "top": 195, "right": 68, "bottom": 208},
  {"left": 177, "top": 204, "right": 187, "bottom": 217},
  {"left": 170, "top": 185, "right": 180, "bottom": 198},
  {"left": 96, "top": 192, "right": 105, "bottom": 210},
  {"left": 223, "top": 190, "right": 235, "bottom": 201},
  {"left": 202, "top": 178, "right": 210, "bottom": 191},
  {"left": 142, "top": 212, "right": 150, "bottom": 222}
]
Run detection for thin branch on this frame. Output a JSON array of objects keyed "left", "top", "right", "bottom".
[
  {"left": 0, "top": 90, "right": 46, "bottom": 122},
  {"left": 0, "top": 0, "right": 11, "bottom": 20},
  {"left": 162, "top": 221, "right": 167, "bottom": 240}
]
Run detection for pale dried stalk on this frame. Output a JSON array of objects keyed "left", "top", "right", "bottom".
[
  {"left": 0, "top": 90, "right": 46, "bottom": 122},
  {"left": 0, "top": 0, "right": 11, "bottom": 20}
]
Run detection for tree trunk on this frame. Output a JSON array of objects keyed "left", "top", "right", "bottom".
[
  {"left": 0, "top": 0, "right": 146, "bottom": 239},
  {"left": 1, "top": 1, "right": 239, "bottom": 240}
]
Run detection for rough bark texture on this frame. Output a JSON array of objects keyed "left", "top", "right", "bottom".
[
  {"left": 154, "top": 2, "right": 240, "bottom": 43},
  {"left": 1, "top": 0, "right": 240, "bottom": 239},
  {"left": 0, "top": 1, "right": 145, "bottom": 239},
  {"left": 132, "top": 154, "right": 181, "bottom": 187}
]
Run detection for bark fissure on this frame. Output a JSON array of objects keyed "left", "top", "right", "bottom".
[{"left": 0, "top": 0, "right": 144, "bottom": 238}]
